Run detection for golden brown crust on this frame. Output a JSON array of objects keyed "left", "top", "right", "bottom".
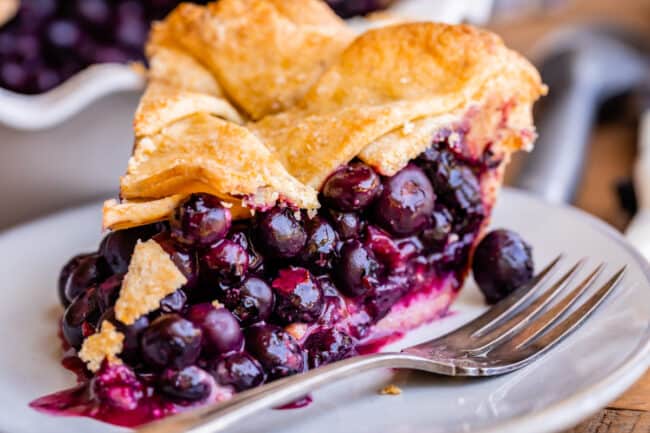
[
  {"left": 104, "top": 2, "right": 545, "bottom": 231},
  {"left": 103, "top": 196, "right": 185, "bottom": 231},
  {"left": 160, "top": 0, "right": 353, "bottom": 119},
  {"left": 302, "top": 23, "right": 543, "bottom": 111},
  {"left": 135, "top": 82, "right": 243, "bottom": 137},
  {"left": 135, "top": 27, "right": 243, "bottom": 136},
  {"left": 115, "top": 240, "right": 188, "bottom": 325},
  {"left": 103, "top": 195, "right": 252, "bottom": 231},
  {"left": 122, "top": 113, "right": 319, "bottom": 209}
]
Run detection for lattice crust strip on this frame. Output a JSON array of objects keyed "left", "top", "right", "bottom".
[{"left": 104, "top": 0, "right": 546, "bottom": 230}]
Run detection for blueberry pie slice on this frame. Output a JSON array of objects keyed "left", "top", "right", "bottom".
[{"left": 32, "top": 0, "right": 546, "bottom": 426}]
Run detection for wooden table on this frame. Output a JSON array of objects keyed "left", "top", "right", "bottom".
[{"left": 490, "top": 1, "right": 650, "bottom": 430}]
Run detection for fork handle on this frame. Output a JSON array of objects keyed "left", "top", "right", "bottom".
[{"left": 137, "top": 352, "right": 427, "bottom": 433}]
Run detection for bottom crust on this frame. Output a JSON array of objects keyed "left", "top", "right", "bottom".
[{"left": 375, "top": 274, "right": 459, "bottom": 334}]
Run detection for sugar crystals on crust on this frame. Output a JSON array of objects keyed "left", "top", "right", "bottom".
[
  {"left": 79, "top": 321, "right": 125, "bottom": 373},
  {"left": 114, "top": 239, "right": 187, "bottom": 325}
]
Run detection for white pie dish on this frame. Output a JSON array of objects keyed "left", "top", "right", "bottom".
[{"left": 0, "top": 188, "right": 647, "bottom": 433}]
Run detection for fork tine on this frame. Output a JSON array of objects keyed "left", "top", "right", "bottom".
[
  {"left": 466, "top": 259, "right": 585, "bottom": 353},
  {"left": 446, "top": 255, "right": 562, "bottom": 340},
  {"left": 513, "top": 266, "right": 625, "bottom": 354}
]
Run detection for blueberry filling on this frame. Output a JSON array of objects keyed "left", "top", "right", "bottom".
[
  {"left": 40, "top": 134, "right": 499, "bottom": 425},
  {"left": 158, "top": 366, "right": 214, "bottom": 404},
  {"left": 210, "top": 351, "right": 266, "bottom": 392}
]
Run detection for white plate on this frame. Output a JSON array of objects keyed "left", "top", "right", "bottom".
[{"left": 0, "top": 189, "right": 648, "bottom": 433}]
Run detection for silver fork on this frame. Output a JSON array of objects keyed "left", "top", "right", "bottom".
[{"left": 137, "top": 257, "right": 626, "bottom": 433}]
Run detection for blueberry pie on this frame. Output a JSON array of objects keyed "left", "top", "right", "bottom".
[{"left": 32, "top": 0, "right": 546, "bottom": 426}]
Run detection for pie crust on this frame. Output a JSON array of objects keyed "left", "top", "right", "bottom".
[{"left": 104, "top": 0, "right": 544, "bottom": 232}]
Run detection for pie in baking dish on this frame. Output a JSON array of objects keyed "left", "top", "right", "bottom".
[{"left": 32, "top": 0, "right": 545, "bottom": 425}]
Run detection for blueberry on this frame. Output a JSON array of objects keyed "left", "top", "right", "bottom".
[
  {"left": 89, "top": 363, "right": 143, "bottom": 410},
  {"left": 141, "top": 314, "right": 203, "bottom": 370},
  {"left": 373, "top": 164, "right": 435, "bottom": 237},
  {"left": 1, "top": 62, "right": 29, "bottom": 91},
  {"left": 229, "top": 227, "right": 264, "bottom": 270},
  {"left": 299, "top": 215, "right": 338, "bottom": 272},
  {"left": 434, "top": 234, "right": 474, "bottom": 272},
  {"left": 325, "top": 0, "right": 394, "bottom": 18},
  {"left": 420, "top": 207, "right": 453, "bottom": 250},
  {"left": 99, "top": 308, "right": 149, "bottom": 364},
  {"left": 62, "top": 287, "right": 100, "bottom": 350},
  {"left": 254, "top": 207, "right": 307, "bottom": 259},
  {"left": 75, "top": 0, "right": 111, "bottom": 27},
  {"left": 472, "top": 229, "right": 534, "bottom": 304},
  {"left": 115, "top": 14, "right": 148, "bottom": 49},
  {"left": 0, "top": 34, "right": 16, "bottom": 56},
  {"left": 319, "top": 294, "right": 348, "bottom": 328},
  {"left": 153, "top": 232, "right": 199, "bottom": 291},
  {"left": 315, "top": 276, "right": 349, "bottom": 325},
  {"left": 95, "top": 273, "right": 124, "bottom": 312},
  {"left": 158, "top": 366, "right": 214, "bottom": 403},
  {"left": 304, "top": 328, "right": 355, "bottom": 368},
  {"left": 170, "top": 194, "right": 232, "bottom": 248},
  {"left": 45, "top": 19, "right": 83, "bottom": 51},
  {"left": 316, "top": 274, "right": 340, "bottom": 297},
  {"left": 117, "top": 0, "right": 145, "bottom": 19},
  {"left": 417, "top": 139, "right": 445, "bottom": 164},
  {"left": 419, "top": 142, "right": 453, "bottom": 187},
  {"left": 58, "top": 252, "right": 102, "bottom": 307},
  {"left": 211, "top": 352, "right": 265, "bottom": 391},
  {"left": 201, "top": 239, "right": 249, "bottom": 284},
  {"left": 364, "top": 225, "right": 418, "bottom": 271},
  {"left": 15, "top": 35, "right": 40, "bottom": 61},
  {"left": 272, "top": 267, "right": 324, "bottom": 324},
  {"left": 222, "top": 277, "right": 274, "bottom": 326},
  {"left": 335, "top": 240, "right": 382, "bottom": 297},
  {"left": 19, "top": 0, "right": 57, "bottom": 23},
  {"left": 245, "top": 324, "right": 304, "bottom": 379},
  {"left": 186, "top": 304, "right": 243, "bottom": 356},
  {"left": 99, "top": 224, "right": 159, "bottom": 275},
  {"left": 159, "top": 289, "right": 187, "bottom": 314},
  {"left": 321, "top": 162, "right": 381, "bottom": 211},
  {"left": 422, "top": 144, "right": 484, "bottom": 219},
  {"left": 446, "top": 166, "right": 483, "bottom": 212},
  {"left": 327, "top": 209, "right": 363, "bottom": 240}
]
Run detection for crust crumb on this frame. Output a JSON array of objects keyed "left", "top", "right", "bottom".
[
  {"left": 212, "top": 300, "right": 224, "bottom": 309},
  {"left": 79, "top": 321, "right": 125, "bottom": 373},
  {"left": 115, "top": 239, "right": 187, "bottom": 325},
  {"left": 285, "top": 323, "right": 308, "bottom": 341},
  {"left": 379, "top": 384, "right": 402, "bottom": 395}
]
